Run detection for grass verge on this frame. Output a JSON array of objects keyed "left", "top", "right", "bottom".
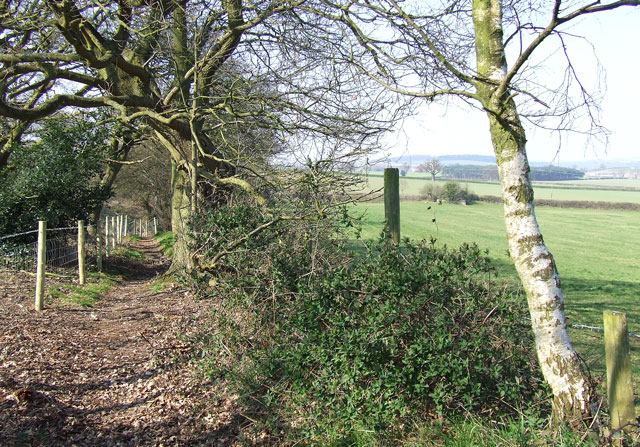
[
  {"left": 111, "top": 246, "right": 144, "bottom": 261},
  {"left": 48, "top": 271, "right": 119, "bottom": 306},
  {"left": 154, "top": 231, "right": 174, "bottom": 258}
]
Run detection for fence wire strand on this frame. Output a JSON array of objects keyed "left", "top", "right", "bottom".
[
  {"left": 0, "top": 229, "right": 38, "bottom": 241},
  {"left": 524, "top": 317, "right": 640, "bottom": 339}
]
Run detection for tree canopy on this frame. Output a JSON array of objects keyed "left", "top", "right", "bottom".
[{"left": 0, "top": 0, "right": 400, "bottom": 269}]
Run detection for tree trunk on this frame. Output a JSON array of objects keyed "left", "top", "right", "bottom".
[
  {"left": 157, "top": 126, "right": 233, "bottom": 274},
  {"left": 472, "top": 0, "right": 593, "bottom": 427},
  {"left": 169, "top": 159, "right": 194, "bottom": 273},
  {"left": 489, "top": 105, "right": 593, "bottom": 426}
]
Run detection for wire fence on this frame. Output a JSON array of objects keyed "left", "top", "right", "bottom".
[
  {"left": 0, "top": 214, "right": 162, "bottom": 274},
  {"left": 523, "top": 317, "right": 640, "bottom": 339},
  {"left": 0, "top": 228, "right": 75, "bottom": 271},
  {"left": 568, "top": 322, "right": 640, "bottom": 339}
]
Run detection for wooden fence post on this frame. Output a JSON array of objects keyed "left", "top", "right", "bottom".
[
  {"left": 154, "top": 217, "right": 157, "bottom": 235},
  {"left": 384, "top": 168, "right": 400, "bottom": 244},
  {"left": 604, "top": 310, "right": 635, "bottom": 444},
  {"left": 124, "top": 215, "right": 128, "bottom": 237},
  {"left": 104, "top": 215, "right": 110, "bottom": 257},
  {"left": 35, "top": 220, "right": 46, "bottom": 311},
  {"left": 111, "top": 216, "right": 116, "bottom": 249},
  {"left": 77, "top": 220, "right": 86, "bottom": 285}
]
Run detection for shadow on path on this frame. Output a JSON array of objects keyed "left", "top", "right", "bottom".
[{"left": 0, "top": 238, "right": 243, "bottom": 446}]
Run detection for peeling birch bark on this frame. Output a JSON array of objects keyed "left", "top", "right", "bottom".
[{"left": 472, "top": 0, "right": 593, "bottom": 426}]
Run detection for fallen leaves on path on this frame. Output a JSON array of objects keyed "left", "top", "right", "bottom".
[{"left": 0, "top": 239, "right": 241, "bottom": 446}]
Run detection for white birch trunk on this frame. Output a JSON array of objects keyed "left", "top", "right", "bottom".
[{"left": 472, "top": 0, "right": 593, "bottom": 425}]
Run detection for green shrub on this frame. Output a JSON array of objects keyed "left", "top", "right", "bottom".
[
  {"left": 422, "top": 182, "right": 478, "bottom": 204},
  {"left": 0, "top": 115, "right": 110, "bottom": 236},
  {"left": 273, "top": 241, "right": 540, "bottom": 439},
  {"left": 421, "top": 182, "right": 443, "bottom": 201},
  {"left": 193, "top": 204, "right": 545, "bottom": 444},
  {"left": 441, "top": 182, "right": 465, "bottom": 202}
]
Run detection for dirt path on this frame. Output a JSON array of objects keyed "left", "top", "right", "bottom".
[{"left": 0, "top": 239, "right": 239, "bottom": 446}]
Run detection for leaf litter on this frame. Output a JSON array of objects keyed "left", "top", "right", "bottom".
[{"left": 0, "top": 239, "right": 241, "bottom": 446}]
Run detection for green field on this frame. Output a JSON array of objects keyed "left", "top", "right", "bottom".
[
  {"left": 353, "top": 200, "right": 640, "bottom": 385},
  {"left": 359, "top": 174, "right": 640, "bottom": 203},
  {"left": 539, "top": 178, "right": 640, "bottom": 189}
]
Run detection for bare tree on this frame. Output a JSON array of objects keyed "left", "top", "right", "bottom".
[
  {"left": 321, "top": 0, "right": 640, "bottom": 428},
  {"left": 417, "top": 157, "right": 443, "bottom": 181},
  {"left": 0, "top": 0, "right": 399, "bottom": 271}
]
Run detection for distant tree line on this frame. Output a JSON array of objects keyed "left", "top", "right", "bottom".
[{"left": 441, "top": 164, "right": 584, "bottom": 181}]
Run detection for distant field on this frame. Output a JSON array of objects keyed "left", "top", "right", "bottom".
[
  {"left": 358, "top": 174, "right": 640, "bottom": 203},
  {"left": 352, "top": 200, "right": 640, "bottom": 382},
  {"left": 564, "top": 179, "right": 640, "bottom": 189}
]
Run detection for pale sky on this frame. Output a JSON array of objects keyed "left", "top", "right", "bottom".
[{"left": 384, "top": 7, "right": 640, "bottom": 164}]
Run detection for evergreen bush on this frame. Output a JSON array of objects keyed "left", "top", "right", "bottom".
[{"left": 191, "top": 204, "right": 546, "bottom": 445}]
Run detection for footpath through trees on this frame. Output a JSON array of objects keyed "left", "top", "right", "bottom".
[{"left": 0, "top": 239, "right": 239, "bottom": 446}]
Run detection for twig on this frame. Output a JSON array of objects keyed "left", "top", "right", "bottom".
[
  {"left": 139, "top": 331, "right": 156, "bottom": 350},
  {"left": 580, "top": 397, "right": 603, "bottom": 443},
  {"left": 481, "top": 305, "right": 500, "bottom": 325}
]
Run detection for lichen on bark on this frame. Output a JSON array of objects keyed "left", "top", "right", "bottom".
[{"left": 472, "top": 0, "right": 594, "bottom": 428}]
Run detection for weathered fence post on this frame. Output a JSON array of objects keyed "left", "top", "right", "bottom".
[
  {"left": 124, "top": 215, "right": 128, "bottom": 237},
  {"left": 604, "top": 311, "right": 635, "bottom": 444},
  {"left": 77, "top": 220, "right": 86, "bottom": 285},
  {"left": 153, "top": 217, "right": 157, "bottom": 235},
  {"left": 35, "top": 220, "right": 46, "bottom": 311},
  {"left": 384, "top": 167, "right": 400, "bottom": 244},
  {"left": 104, "top": 215, "right": 110, "bottom": 257}
]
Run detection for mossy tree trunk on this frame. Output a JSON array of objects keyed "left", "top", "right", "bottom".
[
  {"left": 169, "top": 158, "right": 195, "bottom": 273},
  {"left": 472, "top": 0, "right": 593, "bottom": 426},
  {"left": 158, "top": 125, "right": 233, "bottom": 274}
]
